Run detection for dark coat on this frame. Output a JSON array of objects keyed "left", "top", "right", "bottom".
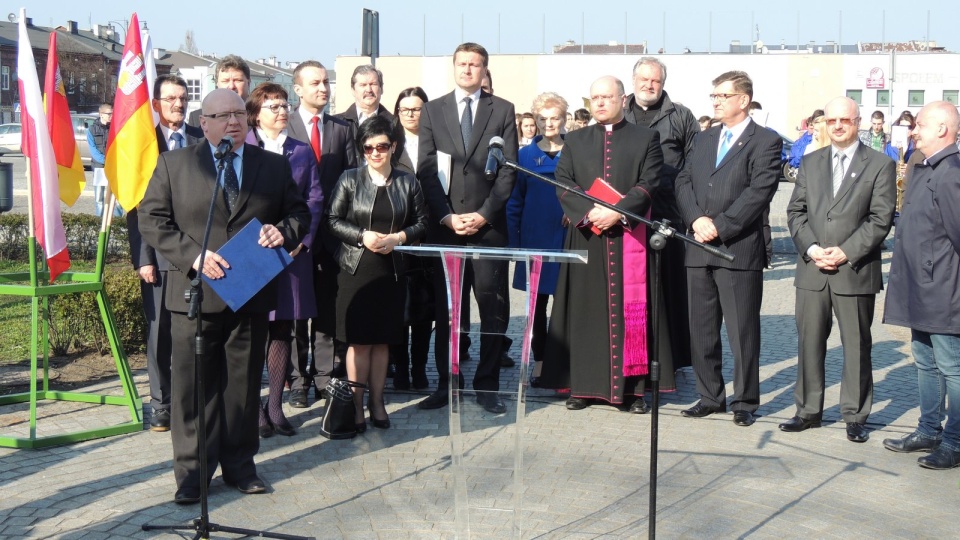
[
  {"left": 417, "top": 90, "right": 518, "bottom": 246},
  {"left": 787, "top": 143, "right": 896, "bottom": 295},
  {"left": 327, "top": 167, "right": 428, "bottom": 276},
  {"left": 675, "top": 120, "right": 783, "bottom": 270},
  {"left": 884, "top": 145, "right": 960, "bottom": 333},
  {"left": 139, "top": 142, "right": 310, "bottom": 313}
]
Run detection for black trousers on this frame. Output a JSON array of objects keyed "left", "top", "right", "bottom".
[
  {"left": 432, "top": 255, "right": 509, "bottom": 392},
  {"left": 170, "top": 310, "right": 267, "bottom": 489},
  {"left": 291, "top": 248, "right": 344, "bottom": 392},
  {"left": 686, "top": 266, "right": 763, "bottom": 413},
  {"left": 140, "top": 272, "right": 171, "bottom": 412}
]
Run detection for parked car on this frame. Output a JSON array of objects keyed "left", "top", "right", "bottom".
[
  {"left": 0, "top": 115, "right": 96, "bottom": 168},
  {"left": 780, "top": 134, "right": 795, "bottom": 182},
  {"left": 0, "top": 123, "right": 21, "bottom": 154}
]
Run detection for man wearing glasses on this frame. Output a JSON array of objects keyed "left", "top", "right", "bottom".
[
  {"left": 127, "top": 75, "right": 204, "bottom": 433},
  {"left": 139, "top": 89, "right": 310, "bottom": 504},
  {"left": 675, "top": 71, "right": 782, "bottom": 427},
  {"left": 784, "top": 96, "right": 895, "bottom": 443},
  {"left": 285, "top": 60, "right": 357, "bottom": 409}
]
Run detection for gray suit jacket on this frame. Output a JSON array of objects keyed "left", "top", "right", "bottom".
[
  {"left": 787, "top": 143, "right": 896, "bottom": 295},
  {"left": 417, "top": 90, "right": 518, "bottom": 245}
]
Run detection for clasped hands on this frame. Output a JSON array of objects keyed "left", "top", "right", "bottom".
[
  {"left": 443, "top": 212, "right": 487, "bottom": 236},
  {"left": 362, "top": 230, "right": 402, "bottom": 254},
  {"left": 586, "top": 204, "right": 624, "bottom": 233},
  {"left": 191, "top": 224, "right": 286, "bottom": 280},
  {"left": 808, "top": 245, "right": 848, "bottom": 271}
]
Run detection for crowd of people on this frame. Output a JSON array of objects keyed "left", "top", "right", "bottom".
[{"left": 122, "top": 44, "right": 960, "bottom": 504}]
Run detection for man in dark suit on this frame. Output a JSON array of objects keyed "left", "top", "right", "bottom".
[
  {"left": 783, "top": 96, "right": 896, "bottom": 443},
  {"left": 417, "top": 42, "right": 518, "bottom": 413},
  {"left": 286, "top": 60, "right": 358, "bottom": 408},
  {"left": 337, "top": 64, "right": 394, "bottom": 135},
  {"left": 139, "top": 89, "right": 309, "bottom": 504},
  {"left": 187, "top": 55, "right": 251, "bottom": 127},
  {"left": 127, "top": 74, "right": 204, "bottom": 432},
  {"left": 883, "top": 101, "right": 960, "bottom": 470},
  {"left": 675, "top": 70, "right": 782, "bottom": 427}
]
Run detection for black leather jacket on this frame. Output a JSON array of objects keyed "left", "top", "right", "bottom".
[{"left": 327, "top": 167, "right": 429, "bottom": 276}]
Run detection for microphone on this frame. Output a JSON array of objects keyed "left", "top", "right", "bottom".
[
  {"left": 214, "top": 136, "right": 235, "bottom": 159},
  {"left": 484, "top": 136, "right": 505, "bottom": 181}
]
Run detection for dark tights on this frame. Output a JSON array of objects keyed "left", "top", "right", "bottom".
[{"left": 261, "top": 320, "right": 294, "bottom": 428}]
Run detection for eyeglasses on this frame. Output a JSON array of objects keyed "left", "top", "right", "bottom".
[
  {"left": 362, "top": 142, "right": 392, "bottom": 155},
  {"left": 709, "top": 93, "right": 744, "bottom": 101},
  {"left": 202, "top": 110, "right": 248, "bottom": 121},
  {"left": 158, "top": 96, "right": 188, "bottom": 105},
  {"left": 825, "top": 117, "right": 858, "bottom": 126},
  {"left": 398, "top": 107, "right": 422, "bottom": 116},
  {"left": 262, "top": 103, "right": 291, "bottom": 114},
  {"left": 100, "top": 112, "right": 113, "bottom": 116}
]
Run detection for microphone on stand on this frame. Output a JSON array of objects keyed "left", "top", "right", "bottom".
[
  {"left": 214, "top": 136, "right": 235, "bottom": 159},
  {"left": 484, "top": 136, "right": 505, "bottom": 181}
]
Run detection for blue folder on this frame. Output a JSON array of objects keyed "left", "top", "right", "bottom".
[{"left": 202, "top": 217, "right": 294, "bottom": 311}]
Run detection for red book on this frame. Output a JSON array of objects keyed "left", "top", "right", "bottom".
[{"left": 585, "top": 178, "right": 624, "bottom": 235}]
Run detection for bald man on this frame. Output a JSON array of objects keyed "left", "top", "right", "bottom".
[
  {"left": 883, "top": 102, "right": 960, "bottom": 470},
  {"left": 784, "top": 96, "right": 896, "bottom": 442}
]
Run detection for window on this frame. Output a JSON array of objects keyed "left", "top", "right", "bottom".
[
  {"left": 944, "top": 90, "right": 959, "bottom": 106},
  {"left": 186, "top": 79, "right": 202, "bottom": 102},
  {"left": 846, "top": 89, "right": 862, "bottom": 105},
  {"left": 876, "top": 89, "right": 890, "bottom": 106},
  {"left": 1, "top": 66, "right": 8, "bottom": 91},
  {"left": 908, "top": 90, "right": 925, "bottom": 107}
]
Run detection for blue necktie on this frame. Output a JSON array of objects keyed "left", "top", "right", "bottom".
[
  {"left": 223, "top": 152, "right": 240, "bottom": 212},
  {"left": 460, "top": 96, "right": 473, "bottom": 152},
  {"left": 170, "top": 131, "right": 184, "bottom": 150},
  {"left": 716, "top": 130, "right": 733, "bottom": 166}
]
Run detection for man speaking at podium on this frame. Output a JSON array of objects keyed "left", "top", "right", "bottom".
[{"left": 140, "top": 89, "right": 310, "bottom": 504}]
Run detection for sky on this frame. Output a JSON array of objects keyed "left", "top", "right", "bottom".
[{"left": 18, "top": 1, "right": 959, "bottom": 70}]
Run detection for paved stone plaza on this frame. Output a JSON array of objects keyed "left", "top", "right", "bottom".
[{"left": 1, "top": 183, "right": 958, "bottom": 539}]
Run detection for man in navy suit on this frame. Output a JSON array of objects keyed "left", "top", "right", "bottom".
[
  {"left": 417, "top": 42, "right": 518, "bottom": 414},
  {"left": 675, "top": 71, "right": 782, "bottom": 427},
  {"left": 127, "top": 74, "right": 204, "bottom": 432},
  {"left": 286, "top": 61, "right": 358, "bottom": 408}
]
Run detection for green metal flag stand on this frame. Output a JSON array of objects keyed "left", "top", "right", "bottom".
[{"left": 0, "top": 193, "right": 143, "bottom": 448}]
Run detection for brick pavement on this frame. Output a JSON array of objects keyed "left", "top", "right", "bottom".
[{"left": 1, "top": 182, "right": 958, "bottom": 539}]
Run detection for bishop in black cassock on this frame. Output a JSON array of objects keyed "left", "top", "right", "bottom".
[{"left": 541, "top": 76, "right": 674, "bottom": 412}]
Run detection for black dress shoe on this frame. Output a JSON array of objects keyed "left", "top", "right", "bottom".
[
  {"left": 778, "top": 416, "right": 821, "bottom": 432},
  {"left": 883, "top": 431, "right": 941, "bottom": 453},
  {"left": 411, "top": 370, "right": 429, "bottom": 390},
  {"left": 477, "top": 393, "right": 507, "bottom": 414},
  {"left": 289, "top": 389, "right": 308, "bottom": 408},
  {"left": 370, "top": 416, "right": 391, "bottom": 429},
  {"left": 917, "top": 446, "right": 960, "bottom": 470},
  {"left": 314, "top": 386, "right": 329, "bottom": 402},
  {"left": 223, "top": 475, "right": 267, "bottom": 494},
  {"left": 628, "top": 399, "right": 649, "bottom": 414},
  {"left": 258, "top": 424, "right": 274, "bottom": 439},
  {"left": 174, "top": 487, "right": 200, "bottom": 505},
  {"left": 150, "top": 409, "right": 171, "bottom": 432},
  {"left": 418, "top": 390, "right": 449, "bottom": 410},
  {"left": 500, "top": 354, "right": 516, "bottom": 368},
  {"left": 846, "top": 422, "right": 869, "bottom": 443},
  {"left": 681, "top": 402, "right": 725, "bottom": 418},
  {"left": 529, "top": 376, "right": 542, "bottom": 388},
  {"left": 565, "top": 397, "right": 589, "bottom": 410},
  {"left": 733, "top": 411, "right": 756, "bottom": 427},
  {"left": 354, "top": 422, "right": 367, "bottom": 434},
  {"left": 272, "top": 421, "right": 296, "bottom": 437}
]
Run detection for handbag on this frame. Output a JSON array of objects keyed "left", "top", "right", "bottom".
[{"left": 318, "top": 378, "right": 367, "bottom": 440}]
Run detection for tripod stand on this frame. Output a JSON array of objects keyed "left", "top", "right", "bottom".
[
  {"left": 140, "top": 147, "right": 312, "bottom": 540},
  {"left": 497, "top": 156, "right": 733, "bottom": 540}
]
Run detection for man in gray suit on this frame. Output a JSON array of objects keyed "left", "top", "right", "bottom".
[
  {"left": 783, "top": 96, "right": 896, "bottom": 443},
  {"left": 127, "top": 74, "right": 204, "bottom": 432}
]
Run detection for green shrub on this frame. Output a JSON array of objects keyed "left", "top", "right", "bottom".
[{"left": 0, "top": 213, "right": 130, "bottom": 263}]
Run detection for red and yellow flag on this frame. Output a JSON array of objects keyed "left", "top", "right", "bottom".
[
  {"left": 104, "top": 12, "right": 158, "bottom": 210},
  {"left": 43, "top": 32, "right": 86, "bottom": 206}
]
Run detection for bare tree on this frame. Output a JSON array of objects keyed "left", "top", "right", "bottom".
[{"left": 182, "top": 30, "right": 198, "bottom": 54}]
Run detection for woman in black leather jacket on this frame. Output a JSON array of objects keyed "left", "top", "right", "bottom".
[{"left": 327, "top": 115, "right": 429, "bottom": 431}]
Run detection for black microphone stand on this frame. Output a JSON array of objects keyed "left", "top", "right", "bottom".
[
  {"left": 142, "top": 149, "right": 311, "bottom": 540},
  {"left": 497, "top": 155, "right": 733, "bottom": 540}
]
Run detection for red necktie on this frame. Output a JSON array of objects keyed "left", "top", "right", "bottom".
[{"left": 310, "top": 116, "right": 322, "bottom": 163}]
